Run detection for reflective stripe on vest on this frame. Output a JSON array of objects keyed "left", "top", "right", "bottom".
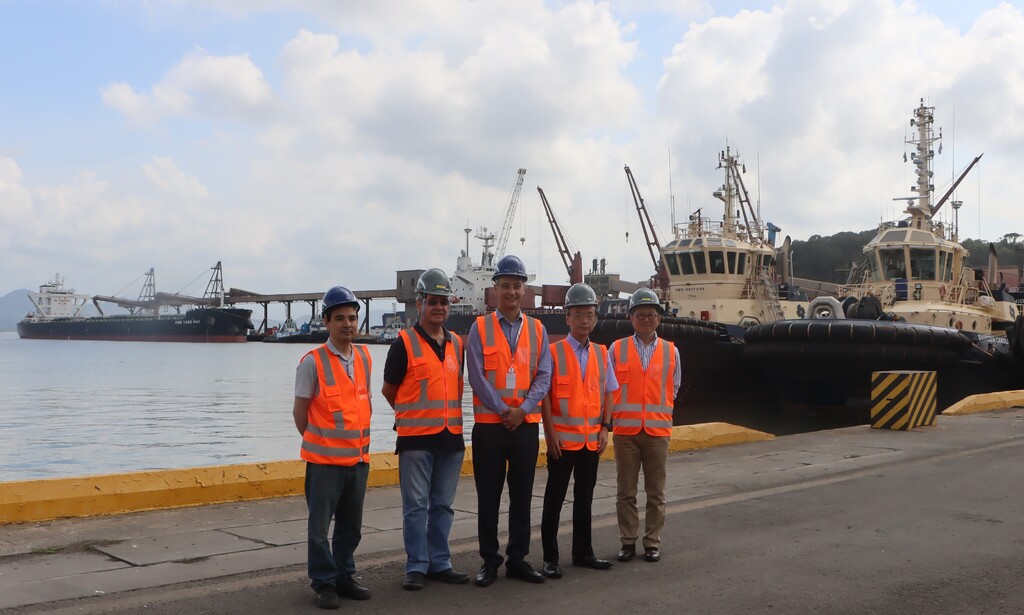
[
  {"left": 393, "top": 329, "right": 464, "bottom": 436},
  {"left": 548, "top": 339, "right": 607, "bottom": 450},
  {"left": 300, "top": 344, "right": 372, "bottom": 465},
  {"left": 610, "top": 337, "right": 674, "bottom": 437},
  {"left": 472, "top": 312, "right": 543, "bottom": 423}
]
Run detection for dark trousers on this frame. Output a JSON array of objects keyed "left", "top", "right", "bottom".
[
  {"left": 304, "top": 461, "right": 369, "bottom": 591},
  {"left": 472, "top": 421, "right": 539, "bottom": 569},
  {"left": 541, "top": 447, "right": 600, "bottom": 563}
]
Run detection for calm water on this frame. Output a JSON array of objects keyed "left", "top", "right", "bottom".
[{"left": 0, "top": 332, "right": 475, "bottom": 481}]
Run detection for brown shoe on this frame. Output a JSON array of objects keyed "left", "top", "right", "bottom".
[
  {"left": 616, "top": 544, "right": 636, "bottom": 562},
  {"left": 643, "top": 547, "right": 661, "bottom": 562}
]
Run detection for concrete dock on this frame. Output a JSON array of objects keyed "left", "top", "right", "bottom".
[{"left": 3, "top": 407, "right": 1024, "bottom": 614}]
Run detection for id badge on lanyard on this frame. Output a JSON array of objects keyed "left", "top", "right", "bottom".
[{"left": 506, "top": 367, "right": 517, "bottom": 391}]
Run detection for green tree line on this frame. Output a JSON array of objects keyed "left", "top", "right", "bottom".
[{"left": 789, "top": 230, "right": 1024, "bottom": 284}]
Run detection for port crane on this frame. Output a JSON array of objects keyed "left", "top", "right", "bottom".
[
  {"left": 624, "top": 165, "right": 669, "bottom": 297},
  {"left": 536, "top": 187, "right": 583, "bottom": 284},
  {"left": 475, "top": 168, "right": 527, "bottom": 266}
]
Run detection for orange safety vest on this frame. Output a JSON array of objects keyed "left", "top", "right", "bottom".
[
  {"left": 300, "top": 344, "right": 372, "bottom": 466},
  {"left": 472, "top": 312, "right": 544, "bottom": 424},
  {"left": 548, "top": 338, "right": 608, "bottom": 451},
  {"left": 393, "top": 328, "right": 464, "bottom": 436},
  {"left": 610, "top": 337, "right": 675, "bottom": 437}
]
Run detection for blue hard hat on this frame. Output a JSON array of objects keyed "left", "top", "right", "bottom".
[
  {"left": 492, "top": 254, "right": 528, "bottom": 281},
  {"left": 322, "top": 286, "right": 360, "bottom": 317}
]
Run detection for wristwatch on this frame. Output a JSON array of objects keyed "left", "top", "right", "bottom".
[{"left": 601, "top": 422, "right": 612, "bottom": 430}]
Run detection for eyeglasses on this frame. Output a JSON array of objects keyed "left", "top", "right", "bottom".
[
  {"left": 631, "top": 313, "right": 660, "bottom": 321},
  {"left": 425, "top": 297, "right": 450, "bottom": 307}
]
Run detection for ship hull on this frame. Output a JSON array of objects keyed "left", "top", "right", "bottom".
[
  {"left": 16, "top": 308, "right": 254, "bottom": 343},
  {"left": 446, "top": 310, "right": 570, "bottom": 342}
]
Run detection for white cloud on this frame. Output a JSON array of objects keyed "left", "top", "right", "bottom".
[
  {"left": 143, "top": 157, "right": 209, "bottom": 199},
  {"left": 7, "top": 0, "right": 1024, "bottom": 302},
  {"left": 101, "top": 48, "right": 273, "bottom": 125}
]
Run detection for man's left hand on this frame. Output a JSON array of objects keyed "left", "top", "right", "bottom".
[
  {"left": 502, "top": 406, "right": 527, "bottom": 430},
  {"left": 597, "top": 427, "right": 609, "bottom": 455}
]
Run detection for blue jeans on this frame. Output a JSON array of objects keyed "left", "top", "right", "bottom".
[
  {"left": 399, "top": 448, "right": 465, "bottom": 574},
  {"left": 305, "top": 461, "right": 369, "bottom": 590}
]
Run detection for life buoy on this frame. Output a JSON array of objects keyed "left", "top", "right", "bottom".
[
  {"left": 954, "top": 320, "right": 963, "bottom": 330},
  {"left": 938, "top": 286, "right": 946, "bottom": 300}
]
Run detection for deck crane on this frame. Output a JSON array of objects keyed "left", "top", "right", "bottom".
[
  {"left": 624, "top": 165, "right": 670, "bottom": 297},
  {"left": 494, "top": 168, "right": 527, "bottom": 259},
  {"left": 536, "top": 187, "right": 583, "bottom": 284}
]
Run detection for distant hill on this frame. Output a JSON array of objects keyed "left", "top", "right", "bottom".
[
  {"left": 790, "top": 229, "right": 1024, "bottom": 284},
  {"left": 0, "top": 289, "right": 31, "bottom": 330}
]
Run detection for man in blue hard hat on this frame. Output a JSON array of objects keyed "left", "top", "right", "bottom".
[
  {"left": 467, "top": 254, "right": 553, "bottom": 587},
  {"left": 293, "top": 286, "right": 373, "bottom": 609},
  {"left": 382, "top": 268, "right": 470, "bottom": 591}
]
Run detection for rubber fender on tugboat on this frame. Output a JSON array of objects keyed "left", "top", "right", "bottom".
[
  {"left": 744, "top": 319, "right": 973, "bottom": 353},
  {"left": 839, "top": 296, "right": 858, "bottom": 317},
  {"left": 807, "top": 296, "right": 846, "bottom": 320},
  {"left": 852, "top": 295, "right": 884, "bottom": 320},
  {"left": 1013, "top": 314, "right": 1024, "bottom": 360}
]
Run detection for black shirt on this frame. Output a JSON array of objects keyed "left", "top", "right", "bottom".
[{"left": 383, "top": 324, "right": 465, "bottom": 453}]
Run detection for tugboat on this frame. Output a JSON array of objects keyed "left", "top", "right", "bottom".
[
  {"left": 745, "top": 99, "right": 1024, "bottom": 413},
  {"left": 17, "top": 262, "right": 254, "bottom": 343},
  {"left": 592, "top": 152, "right": 809, "bottom": 407},
  {"left": 657, "top": 147, "right": 808, "bottom": 327}
]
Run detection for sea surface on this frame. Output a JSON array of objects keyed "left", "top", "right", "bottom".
[{"left": 0, "top": 332, "right": 476, "bottom": 482}]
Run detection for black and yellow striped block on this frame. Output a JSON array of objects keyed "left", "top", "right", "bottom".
[{"left": 870, "top": 370, "right": 937, "bottom": 430}]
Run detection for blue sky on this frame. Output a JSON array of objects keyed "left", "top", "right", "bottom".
[{"left": 2, "top": 0, "right": 1023, "bottom": 308}]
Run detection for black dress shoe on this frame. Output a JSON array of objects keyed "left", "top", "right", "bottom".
[
  {"left": 402, "top": 571, "right": 425, "bottom": 591},
  {"left": 426, "top": 568, "right": 470, "bottom": 584},
  {"left": 572, "top": 555, "right": 613, "bottom": 570},
  {"left": 617, "top": 544, "right": 636, "bottom": 562},
  {"left": 505, "top": 561, "right": 545, "bottom": 583},
  {"left": 314, "top": 586, "right": 340, "bottom": 610},
  {"left": 336, "top": 576, "right": 371, "bottom": 600},
  {"left": 475, "top": 565, "right": 498, "bottom": 587},
  {"left": 542, "top": 561, "right": 562, "bottom": 579},
  {"left": 643, "top": 547, "right": 661, "bottom": 562}
]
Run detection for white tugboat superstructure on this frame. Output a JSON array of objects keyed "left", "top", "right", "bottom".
[
  {"left": 838, "top": 99, "right": 1016, "bottom": 333},
  {"left": 660, "top": 147, "right": 807, "bottom": 327}
]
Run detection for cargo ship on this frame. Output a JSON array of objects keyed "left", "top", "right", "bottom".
[
  {"left": 17, "top": 263, "right": 254, "bottom": 343},
  {"left": 444, "top": 227, "right": 569, "bottom": 341}
]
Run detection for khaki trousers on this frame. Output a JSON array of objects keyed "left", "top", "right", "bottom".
[{"left": 613, "top": 431, "right": 670, "bottom": 549}]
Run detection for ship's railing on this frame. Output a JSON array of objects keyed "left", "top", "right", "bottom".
[
  {"left": 676, "top": 217, "right": 723, "bottom": 238},
  {"left": 742, "top": 266, "right": 785, "bottom": 322}
]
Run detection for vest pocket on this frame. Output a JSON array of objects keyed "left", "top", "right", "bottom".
[
  {"left": 482, "top": 346, "right": 499, "bottom": 371},
  {"left": 555, "top": 374, "right": 573, "bottom": 398}
]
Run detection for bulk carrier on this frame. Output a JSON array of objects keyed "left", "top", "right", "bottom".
[{"left": 17, "top": 262, "right": 253, "bottom": 343}]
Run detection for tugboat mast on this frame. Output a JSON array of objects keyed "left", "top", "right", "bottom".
[{"left": 902, "top": 99, "right": 940, "bottom": 228}]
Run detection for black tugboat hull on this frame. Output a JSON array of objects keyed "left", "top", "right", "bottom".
[{"left": 743, "top": 319, "right": 1024, "bottom": 416}]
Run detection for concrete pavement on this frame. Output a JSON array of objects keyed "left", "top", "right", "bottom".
[{"left": 3, "top": 407, "right": 1024, "bottom": 613}]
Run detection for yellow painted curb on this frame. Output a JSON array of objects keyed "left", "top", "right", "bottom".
[
  {"left": 942, "top": 390, "right": 1024, "bottom": 415},
  {"left": 0, "top": 423, "right": 772, "bottom": 524}
]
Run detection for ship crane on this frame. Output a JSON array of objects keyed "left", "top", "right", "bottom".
[
  {"left": 495, "top": 168, "right": 527, "bottom": 259},
  {"left": 624, "top": 165, "right": 669, "bottom": 297},
  {"left": 536, "top": 187, "right": 583, "bottom": 284}
]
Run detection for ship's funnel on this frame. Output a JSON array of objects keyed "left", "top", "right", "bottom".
[
  {"left": 779, "top": 236, "right": 793, "bottom": 285},
  {"left": 989, "top": 243, "right": 998, "bottom": 287}
]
